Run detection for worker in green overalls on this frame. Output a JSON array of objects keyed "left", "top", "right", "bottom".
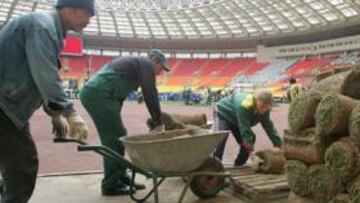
[
  {"left": 80, "top": 50, "right": 169, "bottom": 196},
  {"left": 213, "top": 90, "right": 283, "bottom": 166}
]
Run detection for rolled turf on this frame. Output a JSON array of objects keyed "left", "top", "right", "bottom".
[
  {"left": 325, "top": 137, "right": 360, "bottom": 182},
  {"left": 285, "top": 160, "right": 311, "bottom": 196},
  {"left": 254, "top": 149, "right": 286, "bottom": 174},
  {"left": 146, "top": 111, "right": 187, "bottom": 130},
  {"left": 348, "top": 174, "right": 360, "bottom": 203},
  {"left": 341, "top": 68, "right": 360, "bottom": 99},
  {"left": 330, "top": 194, "right": 352, "bottom": 203},
  {"left": 288, "top": 192, "right": 317, "bottom": 203},
  {"left": 350, "top": 104, "right": 360, "bottom": 147},
  {"left": 308, "top": 164, "right": 343, "bottom": 203},
  {"left": 288, "top": 90, "right": 323, "bottom": 132},
  {"left": 171, "top": 113, "right": 207, "bottom": 126},
  {"left": 283, "top": 128, "right": 325, "bottom": 164},
  {"left": 315, "top": 94, "right": 358, "bottom": 143},
  {"left": 311, "top": 68, "right": 360, "bottom": 99}
]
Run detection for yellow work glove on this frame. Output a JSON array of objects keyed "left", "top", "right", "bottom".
[
  {"left": 66, "top": 112, "right": 88, "bottom": 141},
  {"left": 51, "top": 115, "right": 69, "bottom": 139}
]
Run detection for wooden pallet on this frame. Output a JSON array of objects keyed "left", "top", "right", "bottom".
[{"left": 229, "top": 166, "right": 290, "bottom": 203}]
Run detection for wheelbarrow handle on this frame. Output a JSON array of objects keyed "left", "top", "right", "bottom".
[
  {"left": 53, "top": 137, "right": 87, "bottom": 145},
  {"left": 77, "top": 145, "right": 153, "bottom": 178}
]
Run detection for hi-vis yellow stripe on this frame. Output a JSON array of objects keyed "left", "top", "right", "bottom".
[{"left": 241, "top": 94, "right": 254, "bottom": 110}]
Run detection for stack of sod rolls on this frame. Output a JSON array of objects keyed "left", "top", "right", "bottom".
[{"left": 285, "top": 67, "right": 360, "bottom": 203}]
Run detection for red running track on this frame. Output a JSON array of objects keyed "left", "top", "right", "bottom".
[{"left": 29, "top": 101, "right": 289, "bottom": 174}]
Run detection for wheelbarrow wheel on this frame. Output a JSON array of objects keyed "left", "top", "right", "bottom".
[{"left": 190, "top": 157, "right": 225, "bottom": 199}]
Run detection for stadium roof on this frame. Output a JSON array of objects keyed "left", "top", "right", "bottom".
[{"left": 1, "top": 0, "right": 360, "bottom": 50}]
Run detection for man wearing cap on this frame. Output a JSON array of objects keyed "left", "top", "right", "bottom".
[
  {"left": 80, "top": 50, "right": 169, "bottom": 195},
  {"left": 213, "top": 90, "right": 283, "bottom": 166},
  {"left": 0, "top": 0, "right": 94, "bottom": 202}
]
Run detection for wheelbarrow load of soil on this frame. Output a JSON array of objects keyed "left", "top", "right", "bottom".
[
  {"left": 311, "top": 68, "right": 360, "bottom": 99},
  {"left": 315, "top": 94, "right": 358, "bottom": 143},
  {"left": 288, "top": 90, "right": 323, "bottom": 132},
  {"left": 253, "top": 149, "right": 286, "bottom": 174},
  {"left": 308, "top": 164, "right": 343, "bottom": 203},
  {"left": 325, "top": 137, "right": 360, "bottom": 182},
  {"left": 285, "top": 160, "right": 311, "bottom": 197},
  {"left": 283, "top": 128, "right": 325, "bottom": 164}
]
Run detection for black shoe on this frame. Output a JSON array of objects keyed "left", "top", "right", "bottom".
[
  {"left": 121, "top": 175, "right": 146, "bottom": 190},
  {"left": 102, "top": 185, "right": 134, "bottom": 196}
]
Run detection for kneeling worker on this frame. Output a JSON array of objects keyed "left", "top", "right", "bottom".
[
  {"left": 80, "top": 50, "right": 169, "bottom": 196},
  {"left": 214, "top": 90, "right": 283, "bottom": 166}
]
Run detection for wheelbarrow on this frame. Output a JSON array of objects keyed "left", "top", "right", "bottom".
[{"left": 55, "top": 128, "right": 230, "bottom": 203}]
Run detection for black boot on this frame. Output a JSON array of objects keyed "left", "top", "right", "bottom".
[
  {"left": 102, "top": 181, "right": 134, "bottom": 196},
  {"left": 121, "top": 174, "right": 146, "bottom": 190}
]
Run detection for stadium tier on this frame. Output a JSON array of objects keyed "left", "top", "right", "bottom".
[{"left": 59, "top": 55, "right": 349, "bottom": 95}]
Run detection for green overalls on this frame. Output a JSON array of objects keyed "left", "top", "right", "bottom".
[{"left": 80, "top": 67, "right": 137, "bottom": 191}]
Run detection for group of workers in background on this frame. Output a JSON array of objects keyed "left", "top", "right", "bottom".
[{"left": 0, "top": 0, "right": 304, "bottom": 202}]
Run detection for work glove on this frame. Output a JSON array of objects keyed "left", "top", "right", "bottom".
[
  {"left": 249, "top": 153, "right": 264, "bottom": 171},
  {"left": 153, "top": 124, "right": 165, "bottom": 133},
  {"left": 65, "top": 112, "right": 89, "bottom": 141},
  {"left": 51, "top": 115, "right": 69, "bottom": 139},
  {"left": 271, "top": 147, "right": 283, "bottom": 154}
]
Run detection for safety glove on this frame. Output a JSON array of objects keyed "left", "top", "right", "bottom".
[{"left": 66, "top": 112, "right": 89, "bottom": 141}]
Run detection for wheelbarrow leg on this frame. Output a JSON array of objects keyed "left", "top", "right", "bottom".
[
  {"left": 153, "top": 176, "right": 159, "bottom": 203},
  {"left": 178, "top": 175, "right": 191, "bottom": 203},
  {"left": 129, "top": 171, "right": 166, "bottom": 203}
]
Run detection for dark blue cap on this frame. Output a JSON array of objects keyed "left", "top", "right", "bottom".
[{"left": 55, "top": 0, "right": 95, "bottom": 16}]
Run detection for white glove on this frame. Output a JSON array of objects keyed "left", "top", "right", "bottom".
[
  {"left": 249, "top": 154, "right": 264, "bottom": 171},
  {"left": 153, "top": 124, "right": 165, "bottom": 132},
  {"left": 52, "top": 115, "right": 69, "bottom": 138},
  {"left": 271, "top": 147, "right": 283, "bottom": 154},
  {"left": 66, "top": 112, "right": 88, "bottom": 141}
]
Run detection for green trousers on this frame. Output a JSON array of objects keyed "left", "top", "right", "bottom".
[{"left": 80, "top": 71, "right": 136, "bottom": 190}]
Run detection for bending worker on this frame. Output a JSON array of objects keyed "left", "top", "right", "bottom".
[
  {"left": 214, "top": 90, "right": 283, "bottom": 166},
  {"left": 80, "top": 50, "right": 169, "bottom": 196},
  {"left": 0, "top": 0, "right": 93, "bottom": 202}
]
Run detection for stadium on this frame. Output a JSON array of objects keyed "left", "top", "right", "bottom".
[{"left": 0, "top": 0, "right": 360, "bottom": 202}]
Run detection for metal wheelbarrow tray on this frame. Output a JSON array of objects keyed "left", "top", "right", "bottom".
[{"left": 55, "top": 128, "right": 229, "bottom": 203}]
